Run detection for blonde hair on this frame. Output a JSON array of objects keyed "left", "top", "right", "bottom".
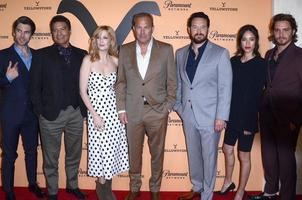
[{"left": 88, "top": 25, "right": 118, "bottom": 62}]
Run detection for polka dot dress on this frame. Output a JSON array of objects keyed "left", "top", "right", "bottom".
[{"left": 87, "top": 71, "right": 129, "bottom": 179}]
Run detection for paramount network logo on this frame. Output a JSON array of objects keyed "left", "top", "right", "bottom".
[
  {"left": 209, "top": 30, "right": 236, "bottom": 42},
  {"left": 168, "top": 114, "right": 182, "bottom": 126},
  {"left": 78, "top": 168, "right": 88, "bottom": 177},
  {"left": 162, "top": 169, "right": 188, "bottom": 179},
  {"left": 163, "top": 0, "right": 192, "bottom": 11},
  {"left": 32, "top": 32, "right": 51, "bottom": 40}
]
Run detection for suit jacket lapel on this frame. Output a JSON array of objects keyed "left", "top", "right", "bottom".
[
  {"left": 144, "top": 40, "right": 159, "bottom": 82},
  {"left": 266, "top": 49, "right": 274, "bottom": 85},
  {"left": 192, "top": 41, "right": 212, "bottom": 86},
  {"left": 199, "top": 41, "right": 212, "bottom": 64},
  {"left": 50, "top": 44, "right": 65, "bottom": 68},
  {"left": 180, "top": 45, "right": 191, "bottom": 85},
  {"left": 130, "top": 42, "right": 143, "bottom": 80},
  {"left": 69, "top": 45, "right": 77, "bottom": 67},
  {"left": 10, "top": 45, "right": 28, "bottom": 74},
  {"left": 271, "top": 43, "right": 295, "bottom": 84}
]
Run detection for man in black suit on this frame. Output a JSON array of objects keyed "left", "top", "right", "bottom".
[
  {"left": 0, "top": 16, "right": 45, "bottom": 200},
  {"left": 30, "top": 15, "right": 87, "bottom": 200}
]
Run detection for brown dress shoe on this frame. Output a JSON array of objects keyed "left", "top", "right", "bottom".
[
  {"left": 178, "top": 190, "right": 200, "bottom": 200},
  {"left": 151, "top": 192, "right": 160, "bottom": 200},
  {"left": 124, "top": 191, "right": 140, "bottom": 200}
]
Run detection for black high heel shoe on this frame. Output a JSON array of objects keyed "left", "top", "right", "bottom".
[{"left": 218, "top": 182, "right": 236, "bottom": 195}]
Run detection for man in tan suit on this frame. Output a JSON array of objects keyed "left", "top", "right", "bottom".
[{"left": 116, "top": 12, "right": 176, "bottom": 200}]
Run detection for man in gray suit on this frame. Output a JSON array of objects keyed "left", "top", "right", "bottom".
[{"left": 174, "top": 12, "right": 232, "bottom": 200}]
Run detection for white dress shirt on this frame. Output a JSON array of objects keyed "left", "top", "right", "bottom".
[{"left": 136, "top": 38, "right": 153, "bottom": 79}]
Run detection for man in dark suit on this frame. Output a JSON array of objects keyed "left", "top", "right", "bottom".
[
  {"left": 250, "top": 14, "right": 302, "bottom": 200},
  {"left": 30, "top": 15, "right": 87, "bottom": 200},
  {"left": 0, "top": 16, "right": 45, "bottom": 200}
]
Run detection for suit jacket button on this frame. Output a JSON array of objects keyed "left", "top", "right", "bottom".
[
  {"left": 190, "top": 87, "right": 193, "bottom": 90},
  {"left": 142, "top": 83, "right": 145, "bottom": 86},
  {"left": 142, "top": 95, "right": 144, "bottom": 98},
  {"left": 188, "top": 100, "right": 191, "bottom": 102}
]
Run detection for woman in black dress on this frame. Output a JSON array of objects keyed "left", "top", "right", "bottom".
[{"left": 218, "top": 25, "right": 265, "bottom": 200}]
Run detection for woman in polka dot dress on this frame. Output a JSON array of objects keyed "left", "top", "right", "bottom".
[{"left": 79, "top": 25, "right": 129, "bottom": 200}]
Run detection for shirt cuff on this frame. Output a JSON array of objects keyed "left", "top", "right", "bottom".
[
  {"left": 118, "top": 110, "right": 126, "bottom": 114},
  {"left": 6, "top": 75, "right": 14, "bottom": 83}
]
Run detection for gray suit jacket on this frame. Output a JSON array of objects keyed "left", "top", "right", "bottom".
[{"left": 174, "top": 41, "right": 232, "bottom": 127}]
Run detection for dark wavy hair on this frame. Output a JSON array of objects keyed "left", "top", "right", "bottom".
[
  {"left": 187, "top": 12, "right": 210, "bottom": 28},
  {"left": 12, "top": 16, "right": 36, "bottom": 35},
  {"left": 235, "top": 24, "right": 260, "bottom": 57},
  {"left": 268, "top": 13, "right": 298, "bottom": 43}
]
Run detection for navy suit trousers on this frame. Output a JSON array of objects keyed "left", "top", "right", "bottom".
[{"left": 1, "top": 107, "right": 38, "bottom": 193}]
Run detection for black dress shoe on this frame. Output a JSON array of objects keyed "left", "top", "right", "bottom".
[
  {"left": 217, "top": 182, "right": 236, "bottom": 195},
  {"left": 66, "top": 188, "right": 87, "bottom": 199},
  {"left": 29, "top": 184, "right": 46, "bottom": 198},
  {"left": 249, "top": 193, "right": 277, "bottom": 200},
  {"left": 48, "top": 194, "right": 58, "bottom": 200},
  {"left": 5, "top": 192, "right": 16, "bottom": 200}
]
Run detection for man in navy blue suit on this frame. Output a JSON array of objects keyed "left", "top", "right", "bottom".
[{"left": 0, "top": 16, "right": 45, "bottom": 200}]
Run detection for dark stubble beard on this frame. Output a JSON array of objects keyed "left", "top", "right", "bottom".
[
  {"left": 274, "top": 37, "right": 292, "bottom": 47},
  {"left": 191, "top": 33, "right": 207, "bottom": 44}
]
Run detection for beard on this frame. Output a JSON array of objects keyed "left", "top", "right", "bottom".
[
  {"left": 274, "top": 37, "right": 292, "bottom": 46},
  {"left": 190, "top": 33, "right": 207, "bottom": 44}
]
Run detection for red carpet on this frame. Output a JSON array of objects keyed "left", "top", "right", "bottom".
[{"left": 0, "top": 187, "right": 302, "bottom": 200}]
